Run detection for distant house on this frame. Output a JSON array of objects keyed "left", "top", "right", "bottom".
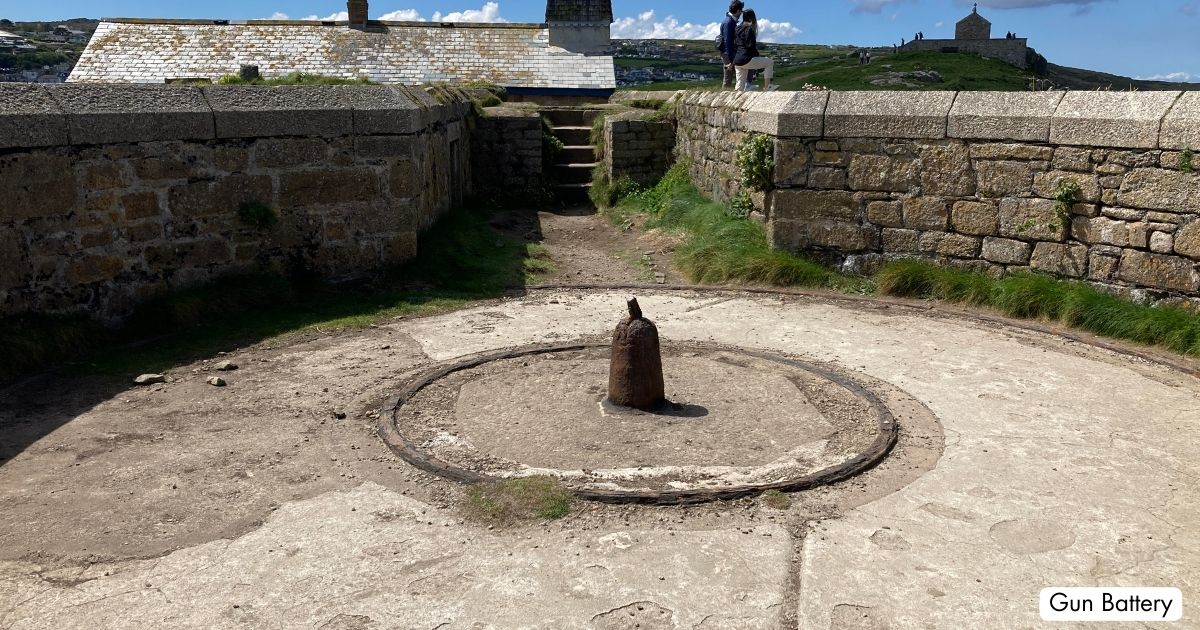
[
  {"left": 47, "top": 25, "right": 89, "bottom": 44},
  {"left": 0, "top": 29, "right": 36, "bottom": 52},
  {"left": 69, "top": 0, "right": 616, "bottom": 100}
]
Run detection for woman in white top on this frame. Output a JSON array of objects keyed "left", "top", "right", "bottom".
[{"left": 732, "top": 10, "right": 779, "bottom": 92}]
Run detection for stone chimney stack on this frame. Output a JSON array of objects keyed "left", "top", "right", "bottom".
[
  {"left": 545, "top": 0, "right": 613, "bottom": 54},
  {"left": 347, "top": 0, "right": 369, "bottom": 27}
]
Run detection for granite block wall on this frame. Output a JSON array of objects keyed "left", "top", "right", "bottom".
[
  {"left": 604, "top": 111, "right": 676, "bottom": 187},
  {"left": 471, "top": 108, "right": 545, "bottom": 198},
  {"left": 675, "top": 90, "right": 1200, "bottom": 300},
  {"left": 0, "top": 83, "right": 472, "bottom": 321}
]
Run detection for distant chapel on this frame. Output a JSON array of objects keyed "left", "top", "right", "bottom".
[{"left": 902, "top": 4, "right": 1043, "bottom": 71}]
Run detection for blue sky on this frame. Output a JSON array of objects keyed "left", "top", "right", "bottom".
[{"left": 3, "top": 0, "right": 1196, "bottom": 81}]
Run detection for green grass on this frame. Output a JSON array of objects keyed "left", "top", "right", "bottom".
[
  {"left": 463, "top": 476, "right": 572, "bottom": 525},
  {"left": 777, "top": 51, "right": 1032, "bottom": 92},
  {"left": 616, "top": 58, "right": 723, "bottom": 75},
  {"left": 612, "top": 164, "right": 871, "bottom": 293},
  {"left": 0, "top": 205, "right": 550, "bottom": 384},
  {"left": 215, "top": 72, "right": 373, "bottom": 85},
  {"left": 609, "top": 164, "right": 1200, "bottom": 358},
  {"left": 762, "top": 489, "right": 792, "bottom": 510},
  {"left": 624, "top": 50, "right": 1032, "bottom": 92},
  {"left": 877, "top": 260, "right": 1200, "bottom": 355}
]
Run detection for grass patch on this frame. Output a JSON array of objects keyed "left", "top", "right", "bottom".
[
  {"left": 612, "top": 166, "right": 1200, "bottom": 358},
  {"left": 0, "top": 205, "right": 546, "bottom": 383},
  {"left": 463, "top": 476, "right": 572, "bottom": 525},
  {"left": 779, "top": 51, "right": 1032, "bottom": 92},
  {"left": 762, "top": 489, "right": 792, "bottom": 510},
  {"left": 876, "top": 259, "right": 1200, "bottom": 356},
  {"left": 616, "top": 163, "right": 870, "bottom": 293}
]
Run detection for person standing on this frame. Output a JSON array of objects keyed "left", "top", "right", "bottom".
[
  {"left": 733, "top": 9, "right": 778, "bottom": 91},
  {"left": 719, "top": 1, "right": 744, "bottom": 90}
]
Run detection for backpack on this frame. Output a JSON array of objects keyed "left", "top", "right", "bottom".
[{"left": 715, "top": 31, "right": 724, "bottom": 51}]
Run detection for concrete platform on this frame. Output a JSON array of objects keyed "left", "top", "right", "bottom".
[{"left": 2, "top": 289, "right": 1197, "bottom": 628}]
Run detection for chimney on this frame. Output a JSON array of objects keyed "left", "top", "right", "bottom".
[{"left": 347, "top": 0, "right": 368, "bottom": 27}]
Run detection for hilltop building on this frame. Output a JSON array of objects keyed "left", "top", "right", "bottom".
[
  {"left": 902, "top": 4, "right": 1043, "bottom": 71},
  {"left": 68, "top": 0, "right": 616, "bottom": 99}
]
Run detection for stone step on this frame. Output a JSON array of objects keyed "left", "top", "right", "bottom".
[
  {"left": 551, "top": 126, "right": 592, "bottom": 146},
  {"left": 559, "top": 145, "right": 597, "bottom": 163},
  {"left": 541, "top": 108, "right": 604, "bottom": 127},
  {"left": 554, "top": 182, "right": 593, "bottom": 204},
  {"left": 553, "top": 163, "right": 598, "bottom": 184}
]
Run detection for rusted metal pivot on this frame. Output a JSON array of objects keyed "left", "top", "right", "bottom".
[{"left": 606, "top": 297, "right": 666, "bottom": 411}]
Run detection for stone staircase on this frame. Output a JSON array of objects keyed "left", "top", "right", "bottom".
[{"left": 541, "top": 108, "right": 603, "bottom": 205}]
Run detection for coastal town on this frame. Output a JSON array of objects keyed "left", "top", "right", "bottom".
[{"left": 0, "top": 19, "right": 93, "bottom": 83}]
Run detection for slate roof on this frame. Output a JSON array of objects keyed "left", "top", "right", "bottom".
[{"left": 68, "top": 19, "right": 616, "bottom": 91}]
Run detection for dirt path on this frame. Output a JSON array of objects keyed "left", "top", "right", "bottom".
[{"left": 492, "top": 205, "right": 682, "bottom": 286}]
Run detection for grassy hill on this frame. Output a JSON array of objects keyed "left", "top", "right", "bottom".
[{"left": 620, "top": 39, "right": 1198, "bottom": 92}]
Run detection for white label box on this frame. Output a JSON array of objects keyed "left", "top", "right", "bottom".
[{"left": 1040, "top": 588, "right": 1183, "bottom": 622}]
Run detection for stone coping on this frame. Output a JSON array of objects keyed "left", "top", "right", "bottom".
[
  {"left": 680, "top": 90, "right": 1190, "bottom": 149},
  {"left": 0, "top": 83, "right": 471, "bottom": 147}
]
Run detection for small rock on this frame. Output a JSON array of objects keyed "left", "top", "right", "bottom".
[
  {"left": 333, "top": 411, "right": 347, "bottom": 420},
  {"left": 215, "top": 361, "right": 238, "bottom": 372},
  {"left": 654, "top": 273, "right": 667, "bottom": 284},
  {"left": 207, "top": 377, "right": 227, "bottom": 387},
  {"left": 380, "top": 345, "right": 391, "bottom": 350},
  {"left": 134, "top": 374, "right": 166, "bottom": 386}
]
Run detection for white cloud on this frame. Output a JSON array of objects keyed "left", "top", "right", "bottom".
[
  {"left": 269, "top": 3, "right": 506, "bottom": 23},
  {"left": 292, "top": 11, "right": 349, "bottom": 21},
  {"left": 379, "top": 9, "right": 425, "bottom": 21},
  {"left": 1135, "top": 72, "right": 1197, "bottom": 82},
  {"left": 611, "top": 10, "right": 802, "bottom": 43},
  {"left": 434, "top": 2, "right": 507, "bottom": 22}
]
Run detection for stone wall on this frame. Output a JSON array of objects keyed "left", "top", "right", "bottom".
[
  {"left": 675, "top": 90, "right": 1200, "bottom": 300},
  {"left": 470, "top": 108, "right": 545, "bottom": 200},
  {"left": 900, "top": 38, "right": 1030, "bottom": 69},
  {"left": 0, "top": 83, "right": 472, "bottom": 321},
  {"left": 604, "top": 111, "right": 676, "bottom": 186}
]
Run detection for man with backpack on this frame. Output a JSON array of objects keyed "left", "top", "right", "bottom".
[{"left": 717, "top": 1, "right": 744, "bottom": 89}]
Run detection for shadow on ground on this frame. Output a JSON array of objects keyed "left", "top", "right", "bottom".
[{"left": 0, "top": 201, "right": 564, "bottom": 467}]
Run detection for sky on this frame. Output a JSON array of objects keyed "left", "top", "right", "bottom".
[{"left": 2, "top": 0, "right": 1196, "bottom": 81}]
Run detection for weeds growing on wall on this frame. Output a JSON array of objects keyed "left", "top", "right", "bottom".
[
  {"left": 590, "top": 113, "right": 608, "bottom": 160},
  {"left": 542, "top": 118, "right": 565, "bottom": 167},
  {"left": 1181, "top": 148, "right": 1195, "bottom": 174},
  {"left": 1052, "top": 177, "right": 1082, "bottom": 228},
  {"left": 735, "top": 132, "right": 775, "bottom": 192},
  {"left": 0, "top": 205, "right": 554, "bottom": 384}
]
